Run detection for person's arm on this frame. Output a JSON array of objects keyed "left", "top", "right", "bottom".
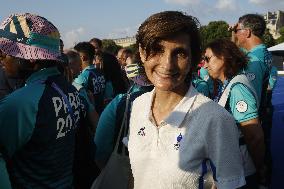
[
  {"left": 230, "top": 84, "right": 265, "bottom": 171},
  {"left": 0, "top": 86, "right": 42, "bottom": 188},
  {"left": 228, "top": 23, "right": 238, "bottom": 43},
  {"left": 78, "top": 88, "right": 98, "bottom": 135},
  {"left": 94, "top": 95, "right": 123, "bottom": 170},
  {"left": 239, "top": 118, "right": 265, "bottom": 171}
]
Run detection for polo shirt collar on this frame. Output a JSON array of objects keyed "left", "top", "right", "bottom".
[
  {"left": 26, "top": 67, "right": 60, "bottom": 85},
  {"left": 148, "top": 84, "right": 198, "bottom": 128},
  {"left": 83, "top": 65, "right": 95, "bottom": 71},
  {"left": 248, "top": 44, "right": 265, "bottom": 54}
]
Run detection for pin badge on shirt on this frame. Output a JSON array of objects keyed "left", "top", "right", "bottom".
[
  {"left": 137, "top": 127, "right": 146, "bottom": 136},
  {"left": 174, "top": 133, "right": 183, "bottom": 150},
  {"left": 246, "top": 73, "right": 256, "bottom": 81}
]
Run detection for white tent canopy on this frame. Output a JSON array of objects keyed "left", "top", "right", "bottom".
[{"left": 268, "top": 42, "right": 284, "bottom": 56}]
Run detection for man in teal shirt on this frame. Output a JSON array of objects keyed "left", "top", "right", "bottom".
[
  {"left": 231, "top": 13, "right": 273, "bottom": 187},
  {"left": 231, "top": 14, "right": 272, "bottom": 104},
  {"left": 73, "top": 42, "right": 106, "bottom": 115}
]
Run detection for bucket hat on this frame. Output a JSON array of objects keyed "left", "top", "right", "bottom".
[{"left": 0, "top": 13, "right": 62, "bottom": 61}]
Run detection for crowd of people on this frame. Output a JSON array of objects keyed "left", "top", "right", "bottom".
[{"left": 0, "top": 10, "right": 278, "bottom": 189}]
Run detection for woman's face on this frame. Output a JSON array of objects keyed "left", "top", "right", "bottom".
[
  {"left": 203, "top": 48, "right": 226, "bottom": 81},
  {"left": 140, "top": 34, "right": 192, "bottom": 92}
]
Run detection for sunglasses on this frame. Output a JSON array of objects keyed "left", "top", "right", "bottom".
[{"left": 202, "top": 55, "right": 214, "bottom": 63}]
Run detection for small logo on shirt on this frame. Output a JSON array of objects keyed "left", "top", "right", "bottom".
[
  {"left": 236, "top": 100, "right": 248, "bottom": 113},
  {"left": 246, "top": 73, "right": 255, "bottom": 81},
  {"left": 174, "top": 133, "right": 183, "bottom": 150},
  {"left": 137, "top": 127, "right": 146, "bottom": 136}
]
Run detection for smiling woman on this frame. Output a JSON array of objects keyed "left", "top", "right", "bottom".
[{"left": 127, "top": 11, "right": 246, "bottom": 189}]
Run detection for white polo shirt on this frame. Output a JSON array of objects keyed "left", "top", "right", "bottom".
[{"left": 128, "top": 86, "right": 246, "bottom": 189}]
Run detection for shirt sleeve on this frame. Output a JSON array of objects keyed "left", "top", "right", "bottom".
[
  {"left": 0, "top": 87, "right": 42, "bottom": 156},
  {"left": 94, "top": 94, "right": 123, "bottom": 162},
  {"left": 78, "top": 88, "right": 95, "bottom": 113},
  {"left": 74, "top": 70, "right": 89, "bottom": 87},
  {"left": 229, "top": 84, "right": 258, "bottom": 123},
  {"left": 204, "top": 107, "right": 246, "bottom": 189},
  {"left": 244, "top": 55, "right": 265, "bottom": 102},
  {"left": 0, "top": 85, "right": 43, "bottom": 186},
  {"left": 195, "top": 80, "right": 210, "bottom": 97}
]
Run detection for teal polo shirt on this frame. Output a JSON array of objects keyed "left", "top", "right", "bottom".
[
  {"left": 243, "top": 44, "right": 272, "bottom": 102},
  {"left": 199, "top": 67, "right": 214, "bottom": 96},
  {"left": 192, "top": 75, "right": 210, "bottom": 97},
  {"left": 227, "top": 83, "right": 258, "bottom": 123}
]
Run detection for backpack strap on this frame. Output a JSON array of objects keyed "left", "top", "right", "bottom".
[{"left": 218, "top": 74, "right": 259, "bottom": 108}]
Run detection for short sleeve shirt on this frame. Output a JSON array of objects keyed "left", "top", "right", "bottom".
[
  {"left": 199, "top": 67, "right": 214, "bottom": 96},
  {"left": 192, "top": 75, "right": 210, "bottom": 97},
  {"left": 244, "top": 44, "right": 272, "bottom": 102},
  {"left": 128, "top": 86, "right": 245, "bottom": 189},
  {"left": 73, "top": 65, "right": 105, "bottom": 95},
  {"left": 228, "top": 83, "right": 258, "bottom": 123}
]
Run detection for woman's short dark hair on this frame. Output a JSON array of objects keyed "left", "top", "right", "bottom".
[
  {"left": 206, "top": 39, "right": 248, "bottom": 79},
  {"left": 136, "top": 11, "right": 201, "bottom": 69}
]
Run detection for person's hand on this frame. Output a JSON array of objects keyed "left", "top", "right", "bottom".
[
  {"left": 228, "top": 23, "right": 238, "bottom": 32},
  {"left": 228, "top": 23, "right": 238, "bottom": 43}
]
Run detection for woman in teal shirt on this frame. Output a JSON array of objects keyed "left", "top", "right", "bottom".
[{"left": 203, "top": 39, "right": 265, "bottom": 189}]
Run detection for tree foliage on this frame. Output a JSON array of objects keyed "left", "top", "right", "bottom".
[
  {"left": 126, "top": 43, "right": 138, "bottom": 56},
  {"left": 262, "top": 29, "right": 275, "bottom": 47},
  {"left": 276, "top": 26, "right": 284, "bottom": 44},
  {"left": 102, "top": 39, "right": 122, "bottom": 55},
  {"left": 200, "top": 21, "right": 231, "bottom": 49}
]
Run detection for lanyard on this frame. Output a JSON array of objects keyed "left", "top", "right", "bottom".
[
  {"left": 213, "top": 79, "right": 230, "bottom": 103},
  {"left": 34, "top": 79, "right": 76, "bottom": 124}
]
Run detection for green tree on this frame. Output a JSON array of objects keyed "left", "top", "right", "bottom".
[
  {"left": 102, "top": 39, "right": 122, "bottom": 55},
  {"left": 126, "top": 43, "right": 138, "bottom": 56},
  {"left": 262, "top": 29, "right": 275, "bottom": 47},
  {"left": 276, "top": 26, "right": 284, "bottom": 44},
  {"left": 200, "top": 21, "right": 231, "bottom": 49}
]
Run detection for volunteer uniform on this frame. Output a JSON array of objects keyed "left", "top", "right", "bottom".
[
  {"left": 73, "top": 65, "right": 105, "bottom": 114},
  {"left": 0, "top": 67, "right": 82, "bottom": 188},
  {"left": 244, "top": 44, "right": 272, "bottom": 102},
  {"left": 199, "top": 67, "right": 214, "bottom": 97},
  {"left": 192, "top": 74, "right": 210, "bottom": 97},
  {"left": 128, "top": 86, "right": 245, "bottom": 189},
  {"left": 217, "top": 75, "right": 259, "bottom": 178}
]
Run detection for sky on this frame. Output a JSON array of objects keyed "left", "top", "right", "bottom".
[{"left": 1, "top": 0, "right": 284, "bottom": 48}]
